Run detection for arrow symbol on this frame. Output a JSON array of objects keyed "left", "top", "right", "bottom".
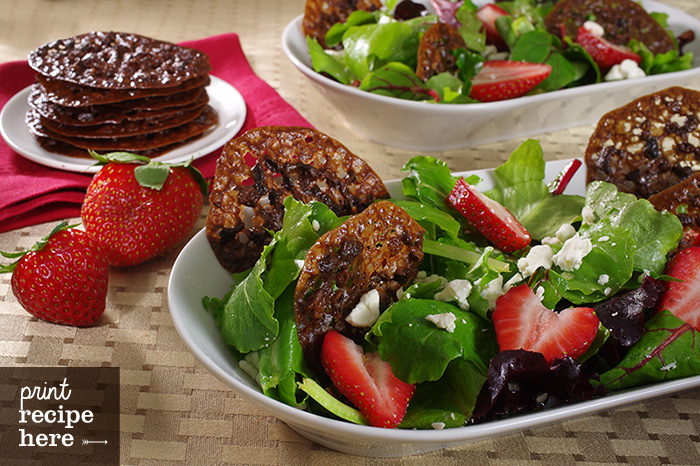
[{"left": 82, "top": 439, "right": 108, "bottom": 445}]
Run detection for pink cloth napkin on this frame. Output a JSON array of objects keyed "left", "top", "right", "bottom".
[{"left": 0, "top": 33, "right": 312, "bottom": 233}]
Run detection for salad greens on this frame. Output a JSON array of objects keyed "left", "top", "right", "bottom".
[
  {"left": 306, "top": 0, "right": 694, "bottom": 103},
  {"left": 204, "top": 139, "right": 699, "bottom": 429}
]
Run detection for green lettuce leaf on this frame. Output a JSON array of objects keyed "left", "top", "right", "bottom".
[
  {"left": 370, "top": 299, "right": 498, "bottom": 384},
  {"left": 484, "top": 139, "right": 585, "bottom": 240}
]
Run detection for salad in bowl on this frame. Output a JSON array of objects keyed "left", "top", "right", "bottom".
[
  {"left": 302, "top": 0, "right": 695, "bottom": 103},
  {"left": 189, "top": 124, "right": 699, "bottom": 440}
]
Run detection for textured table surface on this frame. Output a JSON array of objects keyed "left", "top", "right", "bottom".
[{"left": 1, "top": 0, "right": 699, "bottom": 464}]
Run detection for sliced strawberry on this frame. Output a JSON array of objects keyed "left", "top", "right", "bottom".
[
  {"left": 469, "top": 61, "right": 551, "bottom": 102},
  {"left": 493, "top": 284, "right": 600, "bottom": 364},
  {"left": 657, "top": 246, "right": 700, "bottom": 331},
  {"left": 575, "top": 24, "right": 641, "bottom": 72},
  {"left": 321, "top": 330, "right": 415, "bottom": 428},
  {"left": 447, "top": 177, "right": 531, "bottom": 252},
  {"left": 477, "top": 4, "right": 510, "bottom": 51}
]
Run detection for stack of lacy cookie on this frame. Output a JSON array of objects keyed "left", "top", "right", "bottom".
[{"left": 25, "top": 31, "right": 218, "bottom": 158}]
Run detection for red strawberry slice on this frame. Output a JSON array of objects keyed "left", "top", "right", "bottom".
[
  {"left": 321, "top": 330, "right": 415, "bottom": 428},
  {"left": 469, "top": 60, "right": 551, "bottom": 102},
  {"left": 493, "top": 284, "right": 600, "bottom": 364},
  {"left": 447, "top": 177, "right": 531, "bottom": 252},
  {"left": 657, "top": 246, "right": 700, "bottom": 331},
  {"left": 477, "top": 4, "right": 510, "bottom": 51},
  {"left": 575, "top": 24, "right": 641, "bottom": 72}
]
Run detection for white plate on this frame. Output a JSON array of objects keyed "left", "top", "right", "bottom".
[
  {"left": 0, "top": 75, "right": 246, "bottom": 173},
  {"left": 167, "top": 159, "right": 700, "bottom": 457},
  {"left": 282, "top": 0, "right": 700, "bottom": 150}
]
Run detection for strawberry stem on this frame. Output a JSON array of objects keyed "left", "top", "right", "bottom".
[
  {"left": 0, "top": 221, "right": 77, "bottom": 273},
  {"left": 549, "top": 159, "right": 582, "bottom": 195},
  {"left": 297, "top": 378, "right": 371, "bottom": 426}
]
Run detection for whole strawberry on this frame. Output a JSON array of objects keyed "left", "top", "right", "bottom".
[
  {"left": 81, "top": 151, "right": 207, "bottom": 266},
  {"left": 0, "top": 223, "right": 109, "bottom": 326}
]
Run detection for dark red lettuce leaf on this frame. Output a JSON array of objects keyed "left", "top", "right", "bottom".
[{"left": 470, "top": 350, "right": 604, "bottom": 422}]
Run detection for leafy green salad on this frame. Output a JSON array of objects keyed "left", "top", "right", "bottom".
[
  {"left": 306, "top": 0, "right": 694, "bottom": 103},
  {"left": 203, "top": 140, "right": 700, "bottom": 429}
]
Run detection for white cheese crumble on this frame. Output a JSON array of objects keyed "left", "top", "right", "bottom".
[
  {"left": 312, "top": 219, "right": 320, "bottom": 231},
  {"left": 535, "top": 286, "right": 545, "bottom": 301},
  {"left": 598, "top": 274, "right": 610, "bottom": 285},
  {"left": 517, "top": 244, "right": 554, "bottom": 277},
  {"left": 345, "top": 289, "right": 381, "bottom": 328},
  {"left": 581, "top": 206, "right": 596, "bottom": 225},
  {"left": 553, "top": 234, "right": 593, "bottom": 271},
  {"left": 434, "top": 279, "right": 472, "bottom": 311},
  {"left": 583, "top": 20, "right": 605, "bottom": 37},
  {"left": 480, "top": 275, "right": 504, "bottom": 311},
  {"left": 431, "top": 422, "right": 446, "bottom": 430},
  {"left": 605, "top": 59, "right": 646, "bottom": 81},
  {"left": 426, "top": 312, "right": 457, "bottom": 333}
]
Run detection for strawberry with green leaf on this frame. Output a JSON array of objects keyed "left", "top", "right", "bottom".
[
  {"left": 81, "top": 151, "right": 207, "bottom": 267},
  {"left": 1, "top": 222, "right": 109, "bottom": 326}
]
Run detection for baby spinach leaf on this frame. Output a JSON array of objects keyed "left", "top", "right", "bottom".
[
  {"left": 600, "top": 310, "right": 700, "bottom": 391},
  {"left": 359, "top": 62, "right": 435, "bottom": 100},
  {"left": 307, "top": 37, "right": 355, "bottom": 85},
  {"left": 484, "top": 139, "right": 585, "bottom": 240},
  {"left": 584, "top": 181, "right": 682, "bottom": 276},
  {"left": 370, "top": 299, "right": 498, "bottom": 384}
]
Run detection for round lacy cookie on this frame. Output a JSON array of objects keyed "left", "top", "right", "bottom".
[
  {"left": 206, "top": 126, "right": 390, "bottom": 274},
  {"left": 416, "top": 23, "right": 466, "bottom": 82},
  {"left": 544, "top": 0, "right": 675, "bottom": 54},
  {"left": 294, "top": 200, "right": 424, "bottom": 378},
  {"left": 28, "top": 31, "right": 211, "bottom": 90},
  {"left": 302, "top": 0, "right": 382, "bottom": 49},
  {"left": 649, "top": 173, "right": 700, "bottom": 251},
  {"left": 585, "top": 86, "right": 700, "bottom": 199}
]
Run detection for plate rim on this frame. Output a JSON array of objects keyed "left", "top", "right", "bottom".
[
  {"left": 167, "top": 158, "right": 700, "bottom": 448},
  {"left": 0, "top": 75, "right": 246, "bottom": 174}
]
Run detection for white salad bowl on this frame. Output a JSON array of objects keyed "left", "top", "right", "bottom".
[
  {"left": 167, "top": 159, "right": 700, "bottom": 457},
  {"left": 281, "top": 0, "right": 700, "bottom": 151}
]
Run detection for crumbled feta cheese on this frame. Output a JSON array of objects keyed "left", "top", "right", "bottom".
[
  {"left": 535, "top": 286, "right": 545, "bottom": 301},
  {"left": 345, "top": 289, "right": 381, "bottom": 327},
  {"left": 434, "top": 279, "right": 472, "bottom": 310},
  {"left": 541, "top": 236, "right": 560, "bottom": 246},
  {"left": 553, "top": 234, "right": 593, "bottom": 271},
  {"left": 583, "top": 20, "right": 605, "bottom": 37},
  {"left": 556, "top": 224, "right": 576, "bottom": 242},
  {"left": 431, "top": 422, "right": 446, "bottom": 430},
  {"left": 598, "top": 236, "right": 610, "bottom": 242},
  {"left": 517, "top": 245, "right": 554, "bottom": 277},
  {"left": 480, "top": 275, "right": 504, "bottom": 311},
  {"left": 426, "top": 312, "right": 457, "bottom": 333},
  {"left": 598, "top": 274, "right": 610, "bottom": 285},
  {"left": 604, "top": 287, "right": 612, "bottom": 296},
  {"left": 605, "top": 59, "right": 646, "bottom": 81},
  {"left": 504, "top": 273, "right": 523, "bottom": 291},
  {"left": 660, "top": 362, "right": 677, "bottom": 371},
  {"left": 581, "top": 206, "right": 596, "bottom": 224},
  {"left": 312, "top": 219, "right": 320, "bottom": 231}
]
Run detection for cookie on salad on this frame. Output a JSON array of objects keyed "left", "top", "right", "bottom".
[
  {"left": 416, "top": 23, "right": 467, "bottom": 81},
  {"left": 585, "top": 86, "right": 700, "bottom": 199},
  {"left": 649, "top": 173, "right": 700, "bottom": 250},
  {"left": 294, "top": 200, "right": 424, "bottom": 377},
  {"left": 302, "top": 0, "right": 382, "bottom": 48},
  {"left": 544, "top": 0, "right": 675, "bottom": 54},
  {"left": 206, "top": 126, "right": 390, "bottom": 274}
]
